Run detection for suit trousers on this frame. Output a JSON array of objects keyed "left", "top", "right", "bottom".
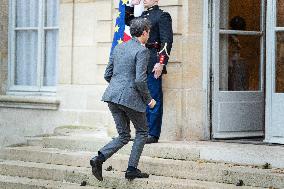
[{"left": 99, "top": 102, "right": 148, "bottom": 168}]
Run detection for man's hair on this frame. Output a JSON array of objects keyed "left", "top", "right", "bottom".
[{"left": 130, "top": 18, "right": 151, "bottom": 37}]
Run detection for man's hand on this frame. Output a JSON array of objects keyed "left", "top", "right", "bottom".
[
  {"left": 152, "top": 63, "right": 164, "bottom": 79},
  {"left": 148, "top": 99, "right": 156, "bottom": 108},
  {"left": 130, "top": 0, "right": 142, "bottom": 5}
]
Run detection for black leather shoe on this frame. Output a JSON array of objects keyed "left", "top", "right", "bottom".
[
  {"left": 146, "top": 136, "right": 158, "bottom": 144},
  {"left": 90, "top": 156, "right": 104, "bottom": 181},
  {"left": 125, "top": 168, "right": 149, "bottom": 180}
]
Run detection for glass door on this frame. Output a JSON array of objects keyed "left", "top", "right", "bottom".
[{"left": 212, "top": 0, "right": 265, "bottom": 138}]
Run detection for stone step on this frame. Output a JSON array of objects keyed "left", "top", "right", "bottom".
[
  {"left": 26, "top": 137, "right": 44, "bottom": 147},
  {"left": 27, "top": 135, "right": 284, "bottom": 169},
  {"left": 0, "top": 146, "right": 283, "bottom": 188},
  {"left": 0, "top": 159, "right": 265, "bottom": 189},
  {"left": 29, "top": 136, "right": 201, "bottom": 161},
  {"left": 0, "top": 175, "right": 99, "bottom": 189}
]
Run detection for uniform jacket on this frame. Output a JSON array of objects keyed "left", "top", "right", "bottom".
[
  {"left": 102, "top": 38, "right": 152, "bottom": 112},
  {"left": 126, "top": 5, "right": 173, "bottom": 74}
]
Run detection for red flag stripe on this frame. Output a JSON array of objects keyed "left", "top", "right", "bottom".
[{"left": 123, "top": 32, "right": 132, "bottom": 42}]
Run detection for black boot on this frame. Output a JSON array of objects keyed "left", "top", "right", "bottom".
[
  {"left": 125, "top": 167, "right": 149, "bottom": 180},
  {"left": 146, "top": 135, "right": 158, "bottom": 144},
  {"left": 90, "top": 153, "right": 105, "bottom": 181}
]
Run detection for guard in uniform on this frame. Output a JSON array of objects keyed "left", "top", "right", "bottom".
[{"left": 125, "top": 0, "right": 173, "bottom": 143}]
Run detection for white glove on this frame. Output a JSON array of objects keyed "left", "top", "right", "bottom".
[
  {"left": 130, "top": 0, "right": 142, "bottom": 6},
  {"left": 152, "top": 63, "right": 164, "bottom": 79}
]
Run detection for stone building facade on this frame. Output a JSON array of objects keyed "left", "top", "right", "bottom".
[{"left": 0, "top": 0, "right": 284, "bottom": 147}]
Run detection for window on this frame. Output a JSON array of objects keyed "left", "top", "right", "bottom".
[
  {"left": 218, "top": 0, "right": 263, "bottom": 91},
  {"left": 9, "top": 0, "right": 59, "bottom": 94}
]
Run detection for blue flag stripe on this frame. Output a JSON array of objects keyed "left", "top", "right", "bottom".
[{"left": 111, "top": 0, "right": 126, "bottom": 54}]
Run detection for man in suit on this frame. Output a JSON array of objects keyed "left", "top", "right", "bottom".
[
  {"left": 126, "top": 0, "right": 173, "bottom": 144},
  {"left": 90, "top": 18, "right": 156, "bottom": 181}
]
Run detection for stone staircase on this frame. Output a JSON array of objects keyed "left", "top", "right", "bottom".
[{"left": 0, "top": 128, "right": 283, "bottom": 189}]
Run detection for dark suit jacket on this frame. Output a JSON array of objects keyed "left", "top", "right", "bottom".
[{"left": 102, "top": 38, "right": 152, "bottom": 112}]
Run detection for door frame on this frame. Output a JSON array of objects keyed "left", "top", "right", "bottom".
[
  {"left": 265, "top": 0, "right": 284, "bottom": 144},
  {"left": 265, "top": 0, "right": 274, "bottom": 143},
  {"left": 203, "top": 0, "right": 212, "bottom": 140}
]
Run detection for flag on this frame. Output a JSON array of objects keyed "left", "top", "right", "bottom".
[{"left": 110, "top": 0, "right": 144, "bottom": 53}]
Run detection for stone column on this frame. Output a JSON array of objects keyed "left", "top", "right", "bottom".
[{"left": 0, "top": 0, "right": 8, "bottom": 95}]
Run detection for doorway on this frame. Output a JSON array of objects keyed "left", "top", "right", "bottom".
[
  {"left": 211, "top": 0, "right": 265, "bottom": 139},
  {"left": 211, "top": 0, "right": 284, "bottom": 144}
]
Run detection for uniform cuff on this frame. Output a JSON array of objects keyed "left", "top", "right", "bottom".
[{"left": 159, "top": 55, "right": 165, "bottom": 64}]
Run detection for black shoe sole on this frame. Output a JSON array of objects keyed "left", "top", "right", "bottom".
[
  {"left": 125, "top": 173, "right": 149, "bottom": 180},
  {"left": 125, "top": 176, "right": 136, "bottom": 181}
]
